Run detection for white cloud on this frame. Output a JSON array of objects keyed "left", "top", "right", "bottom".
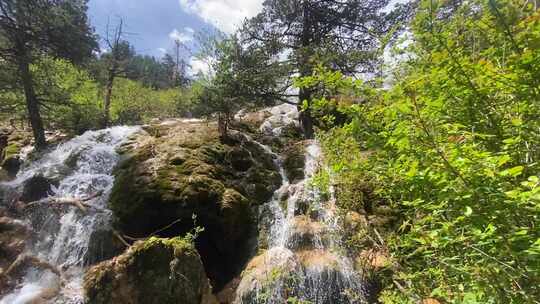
[
  {"left": 179, "top": 0, "right": 263, "bottom": 33},
  {"left": 184, "top": 27, "right": 195, "bottom": 34},
  {"left": 169, "top": 28, "right": 193, "bottom": 43},
  {"left": 157, "top": 47, "right": 167, "bottom": 54},
  {"left": 188, "top": 56, "right": 216, "bottom": 77}
]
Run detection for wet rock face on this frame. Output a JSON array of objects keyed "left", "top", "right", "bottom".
[
  {"left": 84, "top": 237, "right": 216, "bottom": 304},
  {"left": 108, "top": 120, "right": 281, "bottom": 290},
  {"left": 19, "top": 175, "right": 57, "bottom": 203},
  {"left": 235, "top": 104, "right": 303, "bottom": 153},
  {"left": 84, "top": 224, "right": 125, "bottom": 266},
  {"left": 0, "top": 210, "right": 31, "bottom": 295},
  {"left": 283, "top": 141, "right": 308, "bottom": 183},
  {"left": 235, "top": 248, "right": 360, "bottom": 304}
]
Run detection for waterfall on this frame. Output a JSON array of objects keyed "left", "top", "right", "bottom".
[
  {"left": 0, "top": 126, "right": 139, "bottom": 304},
  {"left": 0, "top": 105, "right": 369, "bottom": 303},
  {"left": 235, "top": 105, "right": 368, "bottom": 304}
]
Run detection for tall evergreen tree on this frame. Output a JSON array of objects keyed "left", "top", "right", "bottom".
[
  {"left": 241, "top": 0, "right": 413, "bottom": 137},
  {"left": 0, "top": 0, "right": 97, "bottom": 149}
]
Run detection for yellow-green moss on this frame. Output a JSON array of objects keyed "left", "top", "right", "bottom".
[
  {"left": 1, "top": 142, "right": 20, "bottom": 166},
  {"left": 84, "top": 236, "right": 209, "bottom": 304}
]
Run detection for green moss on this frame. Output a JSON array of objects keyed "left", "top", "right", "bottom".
[
  {"left": 279, "top": 195, "right": 288, "bottom": 212},
  {"left": 109, "top": 121, "right": 281, "bottom": 232},
  {"left": 3, "top": 143, "right": 20, "bottom": 158},
  {"left": 280, "top": 124, "right": 303, "bottom": 140},
  {"left": 139, "top": 236, "right": 192, "bottom": 250},
  {"left": 199, "top": 143, "right": 227, "bottom": 163},
  {"left": 222, "top": 188, "right": 248, "bottom": 208},
  {"left": 179, "top": 175, "right": 225, "bottom": 205},
  {"left": 84, "top": 236, "right": 207, "bottom": 304},
  {"left": 1, "top": 143, "right": 21, "bottom": 168},
  {"left": 107, "top": 120, "right": 283, "bottom": 289},
  {"left": 246, "top": 168, "right": 282, "bottom": 203}
]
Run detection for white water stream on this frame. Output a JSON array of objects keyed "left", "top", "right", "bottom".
[
  {"left": 0, "top": 126, "right": 139, "bottom": 304},
  {"left": 235, "top": 105, "right": 367, "bottom": 304}
]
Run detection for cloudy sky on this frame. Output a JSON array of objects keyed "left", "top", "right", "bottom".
[{"left": 88, "top": 0, "right": 263, "bottom": 58}]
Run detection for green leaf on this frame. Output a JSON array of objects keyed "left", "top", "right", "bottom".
[
  {"left": 511, "top": 117, "right": 523, "bottom": 126},
  {"left": 501, "top": 166, "right": 524, "bottom": 177}
]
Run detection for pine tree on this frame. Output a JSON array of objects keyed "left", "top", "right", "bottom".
[
  {"left": 0, "top": 0, "right": 97, "bottom": 149},
  {"left": 241, "top": 0, "right": 413, "bottom": 137}
]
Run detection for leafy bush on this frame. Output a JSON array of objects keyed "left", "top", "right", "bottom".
[
  {"left": 298, "top": 1, "right": 540, "bottom": 302},
  {"left": 1, "top": 57, "right": 196, "bottom": 132},
  {"left": 111, "top": 78, "right": 175, "bottom": 124},
  {"left": 29, "top": 57, "right": 102, "bottom": 134}
]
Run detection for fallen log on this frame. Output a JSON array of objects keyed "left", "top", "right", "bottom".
[{"left": 24, "top": 190, "right": 105, "bottom": 213}]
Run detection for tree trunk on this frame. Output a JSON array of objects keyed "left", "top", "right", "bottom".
[
  {"left": 218, "top": 112, "right": 229, "bottom": 140},
  {"left": 298, "top": 0, "right": 314, "bottom": 139},
  {"left": 298, "top": 88, "right": 314, "bottom": 139},
  {"left": 103, "top": 73, "right": 114, "bottom": 127},
  {"left": 17, "top": 55, "right": 47, "bottom": 150}
]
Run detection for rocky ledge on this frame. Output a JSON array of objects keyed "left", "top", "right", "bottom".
[
  {"left": 84, "top": 237, "right": 216, "bottom": 304},
  {"left": 107, "top": 118, "right": 285, "bottom": 290}
]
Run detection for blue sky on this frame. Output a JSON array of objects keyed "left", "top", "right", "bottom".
[
  {"left": 87, "top": 0, "right": 404, "bottom": 74},
  {"left": 87, "top": 0, "right": 263, "bottom": 58},
  {"left": 88, "top": 0, "right": 204, "bottom": 58}
]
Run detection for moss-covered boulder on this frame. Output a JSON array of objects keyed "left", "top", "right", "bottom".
[
  {"left": 0, "top": 129, "right": 30, "bottom": 177},
  {"left": 84, "top": 237, "right": 216, "bottom": 304},
  {"left": 108, "top": 120, "right": 281, "bottom": 289}
]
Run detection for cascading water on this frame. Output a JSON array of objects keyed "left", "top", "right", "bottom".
[
  {"left": 0, "top": 126, "right": 139, "bottom": 304},
  {"left": 235, "top": 105, "right": 368, "bottom": 304}
]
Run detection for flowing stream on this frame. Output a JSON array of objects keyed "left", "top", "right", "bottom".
[
  {"left": 235, "top": 105, "right": 367, "bottom": 304},
  {"left": 0, "top": 126, "right": 139, "bottom": 304}
]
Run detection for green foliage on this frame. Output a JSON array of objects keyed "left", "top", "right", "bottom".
[
  {"left": 192, "top": 33, "right": 280, "bottom": 118},
  {"left": 239, "top": 0, "right": 413, "bottom": 102},
  {"left": 110, "top": 78, "right": 193, "bottom": 125},
  {"left": 0, "top": 0, "right": 98, "bottom": 147},
  {"left": 32, "top": 57, "right": 102, "bottom": 134},
  {"left": 298, "top": 0, "right": 540, "bottom": 302},
  {"left": 183, "top": 214, "right": 206, "bottom": 244},
  {"left": 0, "top": 0, "right": 98, "bottom": 65},
  {"left": 0, "top": 57, "right": 102, "bottom": 134},
  {"left": 287, "top": 297, "right": 312, "bottom": 304},
  {"left": 0, "top": 56, "right": 195, "bottom": 133},
  {"left": 191, "top": 34, "right": 240, "bottom": 118},
  {"left": 126, "top": 54, "right": 188, "bottom": 89}
]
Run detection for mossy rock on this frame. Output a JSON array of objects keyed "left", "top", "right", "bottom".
[
  {"left": 108, "top": 120, "right": 281, "bottom": 290},
  {"left": 282, "top": 141, "right": 308, "bottom": 182},
  {"left": 0, "top": 129, "right": 32, "bottom": 177},
  {"left": 2, "top": 142, "right": 20, "bottom": 159},
  {"left": 84, "top": 237, "right": 215, "bottom": 304},
  {"left": 1, "top": 143, "right": 22, "bottom": 176}
]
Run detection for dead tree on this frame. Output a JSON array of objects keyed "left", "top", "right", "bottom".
[{"left": 101, "top": 18, "right": 133, "bottom": 127}]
